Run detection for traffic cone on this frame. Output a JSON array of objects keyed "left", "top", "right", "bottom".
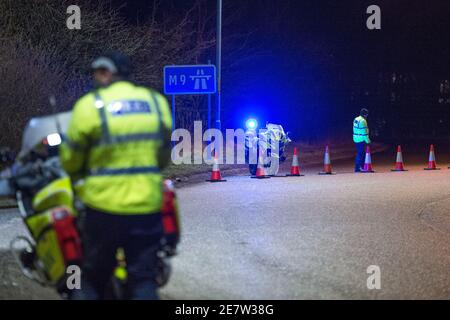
[
  {"left": 319, "top": 145, "right": 335, "bottom": 175},
  {"left": 206, "top": 152, "right": 227, "bottom": 182},
  {"left": 286, "top": 147, "right": 304, "bottom": 177},
  {"left": 424, "top": 145, "right": 441, "bottom": 170},
  {"left": 391, "top": 145, "right": 407, "bottom": 172},
  {"left": 251, "top": 148, "right": 271, "bottom": 179},
  {"left": 361, "top": 146, "right": 375, "bottom": 173}
]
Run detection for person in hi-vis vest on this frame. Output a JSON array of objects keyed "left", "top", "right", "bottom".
[
  {"left": 353, "top": 108, "right": 371, "bottom": 172},
  {"left": 60, "top": 51, "right": 172, "bottom": 299}
]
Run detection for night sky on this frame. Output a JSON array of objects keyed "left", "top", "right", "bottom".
[{"left": 111, "top": 0, "right": 450, "bottom": 139}]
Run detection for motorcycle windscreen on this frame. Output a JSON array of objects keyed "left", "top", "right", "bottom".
[{"left": 19, "top": 111, "right": 72, "bottom": 159}]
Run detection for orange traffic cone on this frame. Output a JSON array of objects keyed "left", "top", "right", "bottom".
[
  {"left": 286, "top": 147, "right": 304, "bottom": 177},
  {"left": 391, "top": 145, "right": 407, "bottom": 172},
  {"left": 206, "top": 152, "right": 227, "bottom": 182},
  {"left": 424, "top": 145, "right": 441, "bottom": 170},
  {"left": 319, "top": 145, "right": 335, "bottom": 175},
  {"left": 251, "top": 148, "right": 271, "bottom": 179},
  {"left": 361, "top": 146, "right": 375, "bottom": 173}
]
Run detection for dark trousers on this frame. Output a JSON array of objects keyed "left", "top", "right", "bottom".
[
  {"left": 355, "top": 142, "right": 366, "bottom": 171},
  {"left": 71, "top": 207, "right": 163, "bottom": 300}
]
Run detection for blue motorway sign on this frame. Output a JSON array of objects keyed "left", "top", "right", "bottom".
[{"left": 164, "top": 65, "right": 217, "bottom": 95}]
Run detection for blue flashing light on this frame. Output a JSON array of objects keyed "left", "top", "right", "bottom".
[{"left": 245, "top": 118, "right": 258, "bottom": 130}]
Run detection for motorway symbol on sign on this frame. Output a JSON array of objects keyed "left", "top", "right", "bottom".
[{"left": 164, "top": 65, "right": 217, "bottom": 95}]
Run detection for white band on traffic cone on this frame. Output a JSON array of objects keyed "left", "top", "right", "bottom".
[
  {"left": 396, "top": 152, "right": 403, "bottom": 163},
  {"left": 429, "top": 151, "right": 435, "bottom": 162},
  {"left": 324, "top": 152, "right": 331, "bottom": 164},
  {"left": 292, "top": 154, "right": 299, "bottom": 166},
  {"left": 365, "top": 152, "right": 372, "bottom": 164}
]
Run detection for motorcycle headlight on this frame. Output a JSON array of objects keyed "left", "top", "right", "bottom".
[{"left": 46, "top": 133, "right": 62, "bottom": 147}]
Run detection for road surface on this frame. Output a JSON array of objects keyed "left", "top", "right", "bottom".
[
  {"left": 1, "top": 144, "right": 449, "bottom": 299},
  {"left": 162, "top": 145, "right": 450, "bottom": 299}
]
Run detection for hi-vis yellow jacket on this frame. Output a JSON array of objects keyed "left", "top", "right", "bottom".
[
  {"left": 60, "top": 81, "right": 172, "bottom": 215},
  {"left": 353, "top": 116, "right": 371, "bottom": 144}
]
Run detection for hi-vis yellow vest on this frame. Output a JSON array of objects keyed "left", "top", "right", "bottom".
[
  {"left": 60, "top": 81, "right": 172, "bottom": 215},
  {"left": 353, "top": 116, "right": 370, "bottom": 144}
]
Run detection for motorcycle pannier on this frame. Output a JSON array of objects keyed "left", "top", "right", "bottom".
[{"left": 24, "top": 207, "right": 83, "bottom": 288}]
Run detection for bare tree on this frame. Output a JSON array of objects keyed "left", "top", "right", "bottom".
[{"left": 0, "top": 0, "right": 215, "bottom": 148}]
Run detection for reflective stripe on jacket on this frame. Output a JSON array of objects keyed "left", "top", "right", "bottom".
[
  {"left": 353, "top": 116, "right": 370, "bottom": 144},
  {"left": 60, "top": 81, "right": 172, "bottom": 215}
]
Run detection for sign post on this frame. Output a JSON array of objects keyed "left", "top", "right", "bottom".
[
  {"left": 164, "top": 64, "right": 217, "bottom": 153},
  {"left": 171, "top": 95, "right": 175, "bottom": 131},
  {"left": 164, "top": 65, "right": 217, "bottom": 129},
  {"left": 164, "top": 64, "right": 217, "bottom": 130},
  {"left": 216, "top": 0, "right": 223, "bottom": 131}
]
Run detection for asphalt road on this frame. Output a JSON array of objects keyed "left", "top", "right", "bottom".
[
  {"left": 1, "top": 143, "right": 449, "bottom": 299},
  {"left": 161, "top": 145, "right": 450, "bottom": 299}
]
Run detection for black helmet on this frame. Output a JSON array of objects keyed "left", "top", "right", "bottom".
[
  {"left": 360, "top": 108, "right": 369, "bottom": 117},
  {"left": 91, "top": 51, "right": 131, "bottom": 77}
]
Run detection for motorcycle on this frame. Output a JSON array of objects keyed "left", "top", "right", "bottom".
[
  {"left": 0, "top": 111, "right": 180, "bottom": 299},
  {"left": 244, "top": 119, "right": 291, "bottom": 176}
]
